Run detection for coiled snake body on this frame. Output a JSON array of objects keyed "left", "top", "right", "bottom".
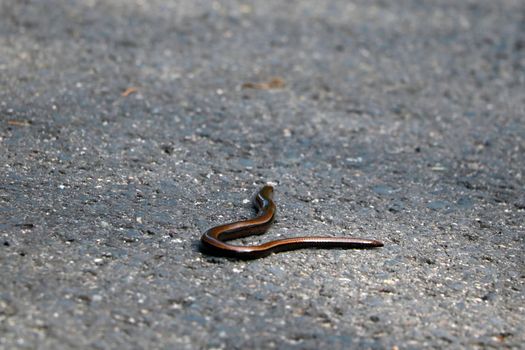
[{"left": 200, "top": 186, "right": 383, "bottom": 259}]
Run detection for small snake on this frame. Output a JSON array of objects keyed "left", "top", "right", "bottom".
[{"left": 200, "top": 185, "right": 383, "bottom": 259}]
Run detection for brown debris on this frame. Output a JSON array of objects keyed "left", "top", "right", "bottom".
[
  {"left": 121, "top": 87, "right": 138, "bottom": 97},
  {"left": 242, "top": 77, "right": 285, "bottom": 90},
  {"left": 7, "top": 120, "right": 31, "bottom": 126}
]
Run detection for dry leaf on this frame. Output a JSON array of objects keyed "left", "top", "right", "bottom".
[{"left": 121, "top": 87, "right": 138, "bottom": 97}]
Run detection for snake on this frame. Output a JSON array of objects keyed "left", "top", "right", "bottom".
[{"left": 200, "top": 185, "right": 383, "bottom": 259}]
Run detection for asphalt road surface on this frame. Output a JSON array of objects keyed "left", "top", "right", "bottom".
[{"left": 1, "top": 1, "right": 524, "bottom": 349}]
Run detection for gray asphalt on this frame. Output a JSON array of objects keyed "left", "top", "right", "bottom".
[{"left": 1, "top": 1, "right": 524, "bottom": 349}]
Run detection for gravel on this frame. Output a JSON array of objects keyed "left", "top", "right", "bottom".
[{"left": 1, "top": 0, "right": 524, "bottom": 349}]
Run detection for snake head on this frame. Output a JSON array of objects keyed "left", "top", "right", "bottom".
[{"left": 254, "top": 185, "right": 274, "bottom": 209}]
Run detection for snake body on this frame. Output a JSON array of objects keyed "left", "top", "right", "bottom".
[{"left": 200, "top": 186, "right": 383, "bottom": 259}]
